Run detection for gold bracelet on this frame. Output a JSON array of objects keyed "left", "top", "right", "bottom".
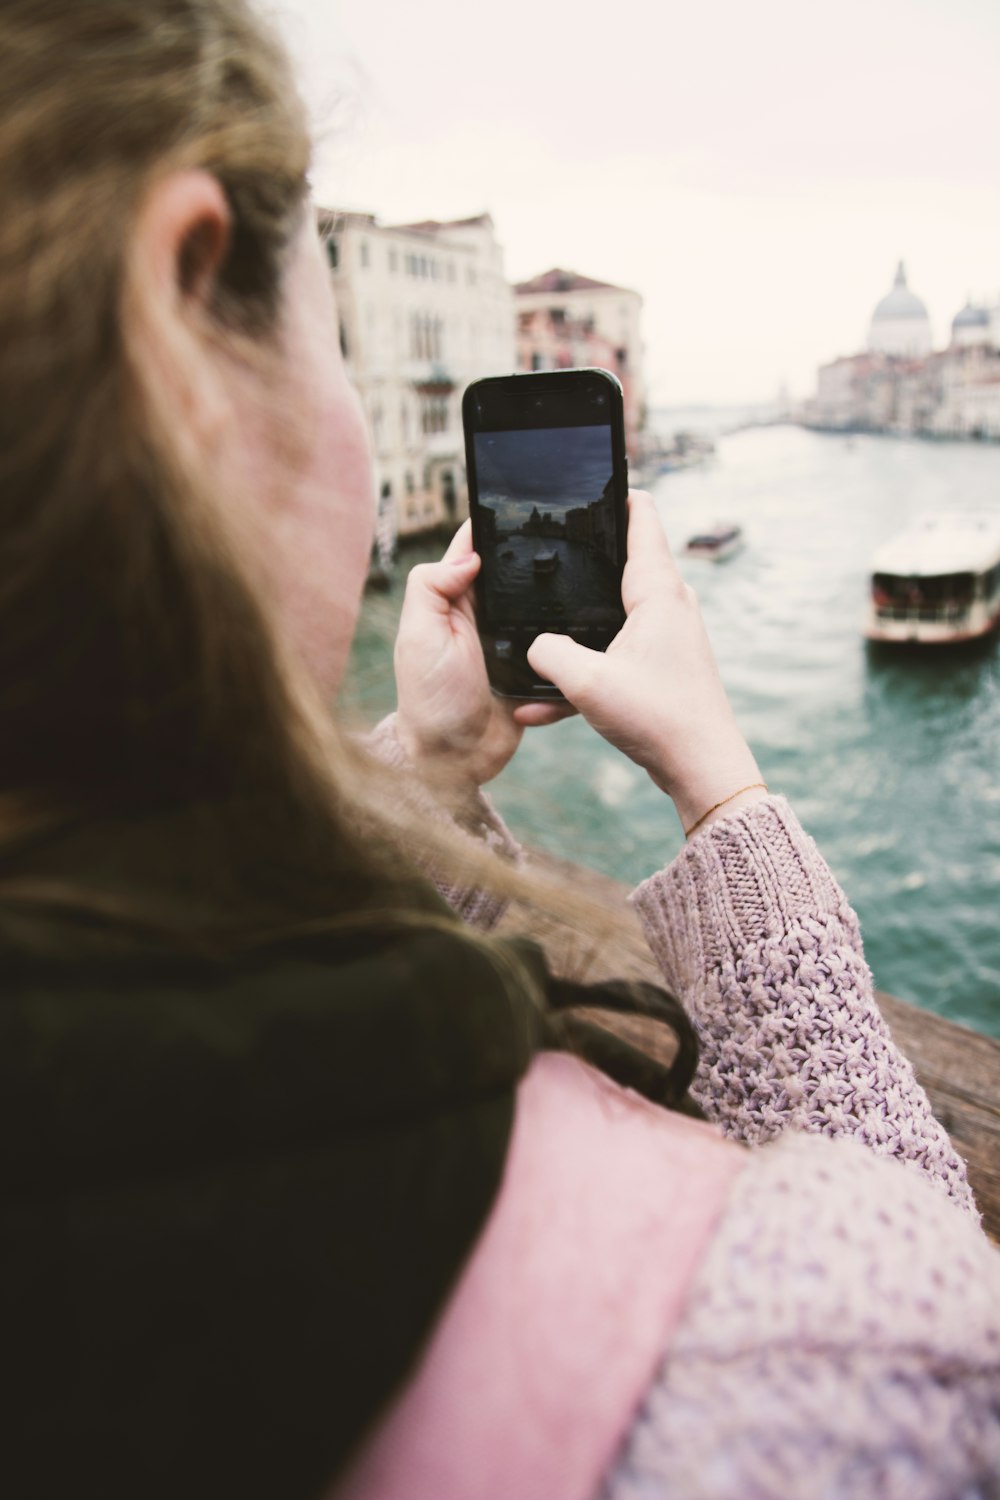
[{"left": 684, "top": 782, "right": 768, "bottom": 840}]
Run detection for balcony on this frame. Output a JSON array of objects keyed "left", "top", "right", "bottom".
[{"left": 407, "top": 361, "right": 456, "bottom": 395}]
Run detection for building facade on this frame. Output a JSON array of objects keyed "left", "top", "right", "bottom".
[
  {"left": 807, "top": 263, "right": 1000, "bottom": 440},
  {"left": 318, "top": 209, "right": 515, "bottom": 539},
  {"left": 513, "top": 269, "right": 645, "bottom": 451}
]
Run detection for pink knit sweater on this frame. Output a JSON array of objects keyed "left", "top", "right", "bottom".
[{"left": 343, "top": 719, "right": 1000, "bottom": 1500}]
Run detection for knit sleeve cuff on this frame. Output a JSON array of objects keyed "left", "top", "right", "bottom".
[
  {"left": 630, "top": 796, "right": 858, "bottom": 995},
  {"left": 363, "top": 714, "right": 523, "bottom": 929}
]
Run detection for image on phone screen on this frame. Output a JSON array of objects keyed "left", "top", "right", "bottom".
[{"left": 473, "top": 426, "right": 622, "bottom": 630}]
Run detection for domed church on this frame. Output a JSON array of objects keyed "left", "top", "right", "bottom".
[
  {"left": 951, "top": 299, "right": 991, "bottom": 349},
  {"left": 867, "top": 261, "right": 932, "bottom": 357}
]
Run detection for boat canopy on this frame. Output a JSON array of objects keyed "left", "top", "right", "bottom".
[{"left": 871, "top": 511, "right": 1000, "bottom": 579}]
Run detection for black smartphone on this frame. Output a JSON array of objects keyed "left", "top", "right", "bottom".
[{"left": 462, "top": 368, "right": 629, "bottom": 699}]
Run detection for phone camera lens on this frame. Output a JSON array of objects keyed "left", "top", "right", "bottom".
[{"left": 594, "top": 394, "right": 607, "bottom": 405}]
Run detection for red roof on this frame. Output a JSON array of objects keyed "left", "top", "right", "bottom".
[
  {"left": 514, "top": 267, "right": 633, "bottom": 296},
  {"left": 386, "top": 214, "right": 494, "bottom": 233}
]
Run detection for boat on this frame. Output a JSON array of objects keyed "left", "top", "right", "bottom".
[
  {"left": 685, "top": 524, "right": 743, "bottom": 562},
  {"left": 865, "top": 510, "right": 1000, "bottom": 644},
  {"left": 533, "top": 549, "right": 560, "bottom": 573}
]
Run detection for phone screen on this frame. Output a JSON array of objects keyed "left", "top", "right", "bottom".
[{"left": 464, "top": 370, "right": 628, "bottom": 698}]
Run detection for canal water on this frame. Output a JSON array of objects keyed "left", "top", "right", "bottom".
[
  {"left": 484, "top": 533, "right": 619, "bottom": 627},
  {"left": 342, "top": 424, "right": 1000, "bottom": 1038}
]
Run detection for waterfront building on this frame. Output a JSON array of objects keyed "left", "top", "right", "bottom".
[
  {"left": 808, "top": 262, "right": 1000, "bottom": 441},
  {"left": 317, "top": 209, "right": 514, "bottom": 539},
  {"left": 812, "top": 351, "right": 915, "bottom": 432},
  {"left": 867, "top": 261, "right": 933, "bottom": 358},
  {"left": 513, "top": 269, "right": 645, "bottom": 451},
  {"left": 930, "top": 344, "right": 1000, "bottom": 440}
]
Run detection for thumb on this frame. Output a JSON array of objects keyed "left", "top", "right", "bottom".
[
  {"left": 405, "top": 552, "right": 480, "bottom": 615},
  {"left": 527, "top": 632, "right": 602, "bottom": 706}
]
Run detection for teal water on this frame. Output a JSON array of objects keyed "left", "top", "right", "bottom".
[{"left": 343, "top": 425, "right": 1000, "bottom": 1038}]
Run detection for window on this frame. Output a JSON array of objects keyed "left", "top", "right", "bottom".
[
  {"left": 420, "top": 396, "right": 450, "bottom": 434},
  {"left": 359, "top": 240, "right": 369, "bottom": 268},
  {"left": 405, "top": 471, "right": 415, "bottom": 494},
  {"left": 325, "top": 237, "right": 339, "bottom": 270}
]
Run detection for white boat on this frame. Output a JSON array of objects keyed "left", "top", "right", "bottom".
[
  {"left": 685, "top": 524, "right": 743, "bottom": 562},
  {"left": 533, "top": 548, "right": 560, "bottom": 573},
  {"left": 865, "top": 510, "right": 1000, "bottom": 644}
]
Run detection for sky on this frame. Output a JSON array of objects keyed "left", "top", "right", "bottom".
[
  {"left": 474, "top": 427, "right": 613, "bottom": 520},
  {"left": 268, "top": 0, "right": 1000, "bottom": 406}
]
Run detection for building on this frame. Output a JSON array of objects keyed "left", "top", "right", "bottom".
[
  {"left": 951, "top": 299, "right": 995, "bottom": 350},
  {"left": 867, "top": 261, "right": 932, "bottom": 358},
  {"left": 807, "top": 262, "right": 1000, "bottom": 441},
  {"left": 317, "top": 209, "right": 515, "bottom": 539},
  {"left": 513, "top": 269, "right": 644, "bottom": 451},
  {"left": 930, "top": 344, "right": 1000, "bottom": 439}
]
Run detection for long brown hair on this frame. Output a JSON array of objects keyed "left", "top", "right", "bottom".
[
  {"left": 0, "top": 0, "right": 693, "bottom": 1092},
  {"left": 0, "top": 0, "right": 386, "bottom": 935}
]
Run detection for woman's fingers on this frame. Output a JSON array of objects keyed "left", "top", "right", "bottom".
[
  {"left": 402, "top": 551, "right": 480, "bottom": 619},
  {"left": 511, "top": 699, "right": 578, "bottom": 727},
  {"left": 526, "top": 632, "right": 602, "bottom": 708},
  {"left": 622, "top": 490, "right": 682, "bottom": 612},
  {"left": 441, "top": 518, "right": 474, "bottom": 563}
]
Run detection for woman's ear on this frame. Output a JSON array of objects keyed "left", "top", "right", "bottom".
[
  {"left": 134, "top": 170, "right": 231, "bottom": 316},
  {"left": 126, "top": 170, "right": 235, "bottom": 446}
]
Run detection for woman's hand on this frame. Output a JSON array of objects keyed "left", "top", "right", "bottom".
[
  {"left": 394, "top": 521, "right": 571, "bottom": 792},
  {"left": 523, "top": 491, "right": 765, "bottom": 835}
]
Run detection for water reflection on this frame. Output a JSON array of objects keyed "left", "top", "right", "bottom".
[{"left": 485, "top": 533, "right": 620, "bottom": 626}]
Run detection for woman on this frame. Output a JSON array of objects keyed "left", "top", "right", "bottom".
[{"left": 1, "top": 4, "right": 997, "bottom": 1499}]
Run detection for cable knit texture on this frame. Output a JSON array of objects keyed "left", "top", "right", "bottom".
[
  {"left": 358, "top": 737, "right": 999, "bottom": 1497},
  {"left": 601, "top": 794, "right": 999, "bottom": 1500},
  {"left": 601, "top": 1134, "right": 1000, "bottom": 1500},
  {"left": 363, "top": 713, "right": 521, "bottom": 931},
  {"left": 631, "top": 795, "right": 975, "bottom": 1212}
]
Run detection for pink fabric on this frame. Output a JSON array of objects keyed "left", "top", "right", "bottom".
[{"left": 335, "top": 1051, "right": 745, "bottom": 1500}]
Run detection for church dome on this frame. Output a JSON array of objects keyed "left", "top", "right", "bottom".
[
  {"left": 868, "top": 261, "right": 932, "bottom": 357},
  {"left": 952, "top": 300, "right": 989, "bottom": 330},
  {"left": 872, "top": 261, "right": 929, "bottom": 324}
]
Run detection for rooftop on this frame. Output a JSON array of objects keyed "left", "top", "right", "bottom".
[
  {"left": 872, "top": 510, "right": 1000, "bottom": 576},
  {"left": 871, "top": 261, "right": 929, "bottom": 325},
  {"left": 514, "top": 267, "right": 635, "bottom": 296},
  {"left": 953, "top": 301, "right": 991, "bottom": 329},
  {"left": 385, "top": 213, "right": 494, "bottom": 234}
]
